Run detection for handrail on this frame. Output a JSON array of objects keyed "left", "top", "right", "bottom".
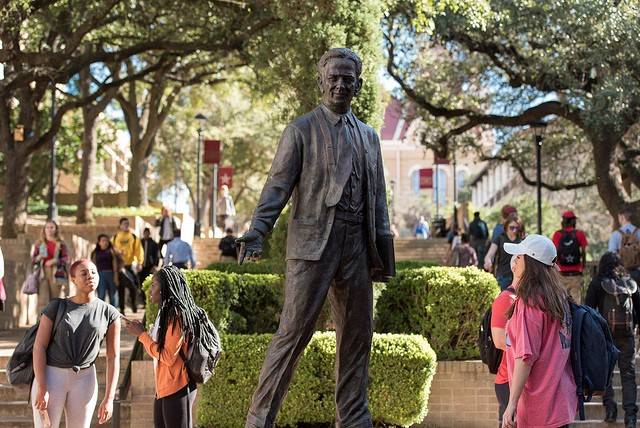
[{"left": 112, "top": 312, "right": 146, "bottom": 428}]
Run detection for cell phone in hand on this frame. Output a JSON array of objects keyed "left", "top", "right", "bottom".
[
  {"left": 39, "top": 409, "right": 51, "bottom": 428},
  {"left": 237, "top": 242, "right": 246, "bottom": 265}
]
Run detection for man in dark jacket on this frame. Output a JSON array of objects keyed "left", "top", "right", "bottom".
[
  {"left": 585, "top": 252, "right": 640, "bottom": 427},
  {"left": 237, "top": 48, "right": 394, "bottom": 428},
  {"left": 138, "top": 227, "right": 159, "bottom": 286},
  {"left": 468, "top": 211, "right": 489, "bottom": 268}
]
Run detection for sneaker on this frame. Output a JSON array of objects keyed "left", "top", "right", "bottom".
[{"left": 605, "top": 406, "right": 617, "bottom": 422}]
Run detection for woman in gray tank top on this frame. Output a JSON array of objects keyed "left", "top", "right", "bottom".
[{"left": 31, "top": 259, "right": 121, "bottom": 428}]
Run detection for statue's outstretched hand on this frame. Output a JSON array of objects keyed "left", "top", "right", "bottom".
[{"left": 235, "top": 230, "right": 264, "bottom": 265}]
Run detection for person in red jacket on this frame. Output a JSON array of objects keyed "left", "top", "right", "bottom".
[{"left": 551, "top": 210, "right": 588, "bottom": 303}]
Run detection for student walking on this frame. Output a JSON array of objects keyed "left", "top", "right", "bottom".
[
  {"left": 608, "top": 205, "right": 640, "bottom": 284},
  {"left": 164, "top": 230, "right": 196, "bottom": 269},
  {"left": 155, "top": 207, "right": 177, "bottom": 254},
  {"left": 491, "top": 283, "right": 516, "bottom": 427},
  {"left": 218, "top": 228, "right": 238, "bottom": 262},
  {"left": 484, "top": 213, "right": 523, "bottom": 290},
  {"left": 140, "top": 227, "right": 160, "bottom": 284},
  {"left": 31, "top": 220, "right": 70, "bottom": 305},
  {"left": 451, "top": 233, "right": 478, "bottom": 267},
  {"left": 469, "top": 211, "right": 489, "bottom": 268},
  {"left": 585, "top": 251, "right": 639, "bottom": 427},
  {"left": 113, "top": 217, "right": 143, "bottom": 313},
  {"left": 552, "top": 210, "right": 588, "bottom": 303},
  {"left": 90, "top": 234, "right": 120, "bottom": 307},
  {"left": 123, "top": 265, "right": 217, "bottom": 428},
  {"left": 502, "top": 235, "right": 577, "bottom": 428},
  {"left": 31, "top": 259, "right": 121, "bottom": 428}
]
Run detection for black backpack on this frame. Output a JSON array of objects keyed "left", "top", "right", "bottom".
[
  {"left": 570, "top": 302, "right": 619, "bottom": 420},
  {"left": 180, "top": 310, "right": 222, "bottom": 384},
  {"left": 479, "top": 287, "right": 514, "bottom": 374},
  {"left": 601, "top": 276, "right": 637, "bottom": 336},
  {"left": 6, "top": 299, "right": 66, "bottom": 385},
  {"left": 557, "top": 230, "right": 581, "bottom": 266}
]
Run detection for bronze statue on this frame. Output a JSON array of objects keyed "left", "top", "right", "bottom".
[{"left": 237, "top": 47, "right": 395, "bottom": 428}]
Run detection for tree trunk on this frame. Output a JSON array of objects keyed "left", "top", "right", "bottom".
[
  {"left": 127, "top": 146, "right": 146, "bottom": 207},
  {"left": 2, "top": 148, "right": 31, "bottom": 238},
  {"left": 589, "top": 131, "right": 640, "bottom": 225},
  {"left": 76, "top": 112, "right": 98, "bottom": 223}
]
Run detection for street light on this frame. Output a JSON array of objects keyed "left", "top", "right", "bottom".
[
  {"left": 47, "top": 76, "right": 58, "bottom": 221},
  {"left": 194, "top": 113, "right": 207, "bottom": 237},
  {"left": 531, "top": 121, "right": 547, "bottom": 234}
]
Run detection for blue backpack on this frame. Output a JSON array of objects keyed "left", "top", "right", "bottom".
[{"left": 570, "top": 302, "right": 619, "bottom": 420}]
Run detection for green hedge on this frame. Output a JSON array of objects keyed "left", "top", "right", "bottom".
[
  {"left": 144, "top": 270, "right": 385, "bottom": 333},
  {"left": 199, "top": 332, "right": 437, "bottom": 427},
  {"left": 206, "top": 260, "right": 284, "bottom": 274},
  {"left": 143, "top": 270, "right": 283, "bottom": 334},
  {"left": 207, "top": 259, "right": 439, "bottom": 275},
  {"left": 375, "top": 266, "right": 499, "bottom": 360}
]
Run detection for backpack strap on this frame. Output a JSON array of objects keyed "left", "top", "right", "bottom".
[{"left": 51, "top": 298, "right": 66, "bottom": 336}]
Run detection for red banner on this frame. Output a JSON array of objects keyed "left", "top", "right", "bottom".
[
  {"left": 204, "top": 140, "right": 221, "bottom": 164},
  {"left": 434, "top": 156, "right": 449, "bottom": 165},
  {"left": 218, "top": 166, "right": 233, "bottom": 188},
  {"left": 419, "top": 168, "right": 433, "bottom": 189}
]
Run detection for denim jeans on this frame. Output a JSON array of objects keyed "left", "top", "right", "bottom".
[
  {"left": 604, "top": 334, "right": 638, "bottom": 420},
  {"left": 98, "top": 271, "right": 118, "bottom": 307}
]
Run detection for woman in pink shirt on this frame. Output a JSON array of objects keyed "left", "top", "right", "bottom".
[{"left": 502, "top": 235, "right": 577, "bottom": 428}]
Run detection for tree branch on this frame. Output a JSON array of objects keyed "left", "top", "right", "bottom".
[{"left": 485, "top": 154, "right": 596, "bottom": 191}]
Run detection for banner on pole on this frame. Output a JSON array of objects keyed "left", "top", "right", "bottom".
[
  {"left": 218, "top": 166, "right": 233, "bottom": 188},
  {"left": 419, "top": 168, "right": 433, "bottom": 189},
  {"left": 204, "top": 140, "right": 221, "bottom": 164}
]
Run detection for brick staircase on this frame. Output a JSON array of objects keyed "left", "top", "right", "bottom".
[
  {"left": 394, "top": 238, "right": 450, "bottom": 263},
  {"left": 0, "top": 312, "right": 141, "bottom": 428},
  {"left": 573, "top": 369, "right": 640, "bottom": 427}
]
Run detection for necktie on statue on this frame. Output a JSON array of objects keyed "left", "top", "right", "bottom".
[{"left": 325, "top": 116, "right": 353, "bottom": 207}]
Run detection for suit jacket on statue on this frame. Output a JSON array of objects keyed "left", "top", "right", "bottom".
[{"left": 250, "top": 105, "right": 392, "bottom": 270}]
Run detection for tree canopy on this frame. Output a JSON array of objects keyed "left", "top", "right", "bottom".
[
  {"left": 0, "top": 0, "right": 384, "bottom": 237},
  {"left": 384, "top": 0, "right": 640, "bottom": 221}
]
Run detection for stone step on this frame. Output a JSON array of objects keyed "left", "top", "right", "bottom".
[
  {"left": 0, "top": 397, "right": 131, "bottom": 428},
  {"left": 572, "top": 420, "right": 625, "bottom": 427},
  {"left": 583, "top": 401, "right": 637, "bottom": 421}
]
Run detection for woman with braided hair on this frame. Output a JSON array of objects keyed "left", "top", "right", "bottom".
[{"left": 123, "top": 265, "right": 215, "bottom": 428}]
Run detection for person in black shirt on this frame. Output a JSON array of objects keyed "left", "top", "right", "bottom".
[
  {"left": 218, "top": 228, "right": 237, "bottom": 262},
  {"left": 139, "top": 228, "right": 160, "bottom": 288}
]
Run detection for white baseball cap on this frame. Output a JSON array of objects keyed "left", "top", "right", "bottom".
[{"left": 503, "top": 234, "right": 557, "bottom": 266}]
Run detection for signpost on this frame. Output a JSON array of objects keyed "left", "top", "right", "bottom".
[{"left": 204, "top": 140, "right": 222, "bottom": 235}]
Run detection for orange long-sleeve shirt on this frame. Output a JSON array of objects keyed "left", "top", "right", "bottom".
[{"left": 138, "top": 319, "right": 189, "bottom": 398}]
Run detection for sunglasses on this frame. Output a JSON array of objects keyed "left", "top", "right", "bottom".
[{"left": 508, "top": 226, "right": 520, "bottom": 231}]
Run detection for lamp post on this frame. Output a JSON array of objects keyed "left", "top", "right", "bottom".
[
  {"left": 47, "top": 77, "right": 58, "bottom": 220},
  {"left": 532, "top": 122, "right": 547, "bottom": 234},
  {"left": 194, "top": 113, "right": 207, "bottom": 237}
]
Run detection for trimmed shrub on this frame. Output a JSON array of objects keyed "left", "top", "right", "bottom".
[
  {"left": 199, "top": 332, "right": 437, "bottom": 427},
  {"left": 395, "top": 260, "right": 439, "bottom": 270},
  {"left": 206, "top": 260, "right": 284, "bottom": 274},
  {"left": 144, "top": 270, "right": 385, "bottom": 333},
  {"left": 376, "top": 266, "right": 499, "bottom": 360},
  {"left": 207, "top": 259, "right": 439, "bottom": 275},
  {"left": 142, "top": 270, "right": 283, "bottom": 333}
]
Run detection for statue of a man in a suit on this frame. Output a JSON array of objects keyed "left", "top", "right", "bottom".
[{"left": 237, "top": 47, "right": 395, "bottom": 428}]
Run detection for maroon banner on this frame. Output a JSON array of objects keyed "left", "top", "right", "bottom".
[
  {"left": 419, "top": 168, "right": 433, "bottom": 189},
  {"left": 218, "top": 166, "right": 233, "bottom": 188},
  {"left": 203, "top": 140, "right": 221, "bottom": 164},
  {"left": 433, "top": 155, "right": 449, "bottom": 165}
]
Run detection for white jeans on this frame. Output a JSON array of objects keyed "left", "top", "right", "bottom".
[{"left": 31, "top": 365, "right": 98, "bottom": 428}]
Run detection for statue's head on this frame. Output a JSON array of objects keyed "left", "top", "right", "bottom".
[{"left": 317, "top": 48, "right": 363, "bottom": 114}]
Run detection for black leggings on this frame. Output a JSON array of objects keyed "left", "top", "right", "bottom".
[{"left": 153, "top": 382, "right": 197, "bottom": 428}]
